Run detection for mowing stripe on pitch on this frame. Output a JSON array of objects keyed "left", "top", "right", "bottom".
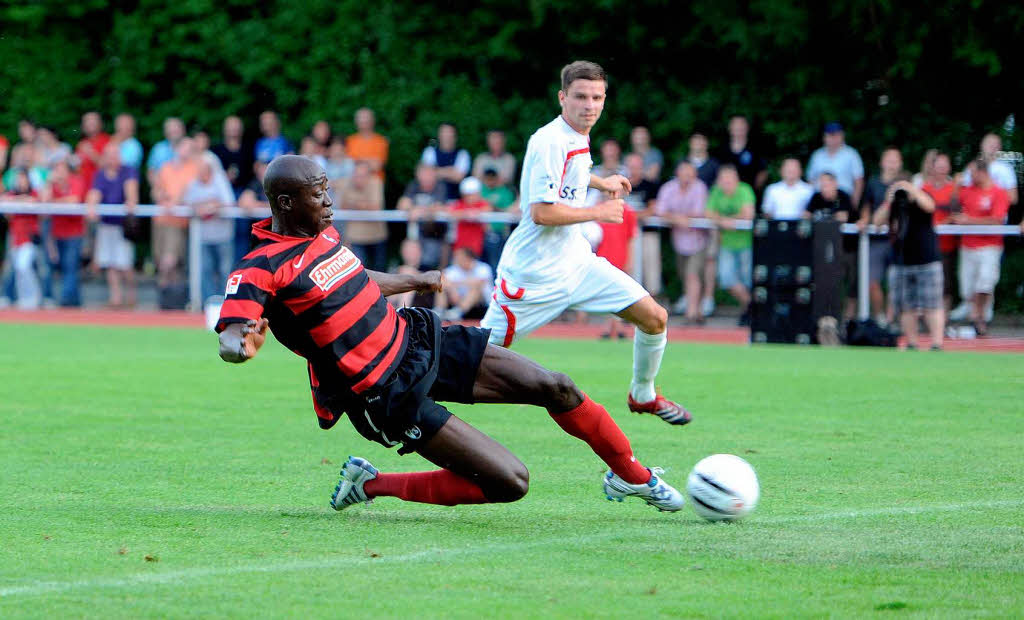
[{"left": 2, "top": 498, "right": 1021, "bottom": 599}]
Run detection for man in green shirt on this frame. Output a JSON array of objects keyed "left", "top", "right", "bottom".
[
  {"left": 706, "top": 164, "right": 755, "bottom": 325},
  {"left": 479, "top": 167, "right": 519, "bottom": 269}
]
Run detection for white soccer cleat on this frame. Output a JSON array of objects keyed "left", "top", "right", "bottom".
[
  {"left": 330, "top": 456, "right": 378, "bottom": 511},
  {"left": 603, "top": 467, "right": 686, "bottom": 512}
]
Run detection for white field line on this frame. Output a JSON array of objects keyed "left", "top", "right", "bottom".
[{"left": 2, "top": 498, "right": 1021, "bottom": 599}]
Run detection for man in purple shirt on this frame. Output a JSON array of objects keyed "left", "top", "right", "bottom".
[
  {"left": 654, "top": 161, "right": 709, "bottom": 323},
  {"left": 86, "top": 143, "right": 139, "bottom": 307}
]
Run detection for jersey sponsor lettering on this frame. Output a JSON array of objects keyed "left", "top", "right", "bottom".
[{"left": 310, "top": 246, "right": 360, "bottom": 292}]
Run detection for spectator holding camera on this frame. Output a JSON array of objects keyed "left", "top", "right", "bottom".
[{"left": 871, "top": 177, "right": 942, "bottom": 350}]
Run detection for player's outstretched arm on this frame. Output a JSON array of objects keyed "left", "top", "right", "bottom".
[
  {"left": 219, "top": 318, "right": 269, "bottom": 363},
  {"left": 531, "top": 199, "right": 624, "bottom": 226},
  {"left": 366, "top": 270, "right": 443, "bottom": 297}
]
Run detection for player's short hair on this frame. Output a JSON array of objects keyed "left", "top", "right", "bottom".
[{"left": 561, "top": 61, "right": 606, "bottom": 91}]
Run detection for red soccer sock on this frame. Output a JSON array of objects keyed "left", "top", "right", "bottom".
[
  {"left": 363, "top": 470, "right": 489, "bottom": 506},
  {"left": 549, "top": 395, "right": 652, "bottom": 485}
]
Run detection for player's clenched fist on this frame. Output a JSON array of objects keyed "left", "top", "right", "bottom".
[
  {"left": 594, "top": 199, "right": 625, "bottom": 223},
  {"left": 417, "top": 270, "right": 444, "bottom": 293},
  {"left": 219, "top": 318, "right": 269, "bottom": 363}
]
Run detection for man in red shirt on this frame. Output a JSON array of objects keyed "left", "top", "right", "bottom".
[
  {"left": 75, "top": 112, "right": 111, "bottom": 186},
  {"left": 951, "top": 159, "right": 1010, "bottom": 335},
  {"left": 41, "top": 160, "right": 88, "bottom": 306},
  {"left": 449, "top": 176, "right": 491, "bottom": 257},
  {"left": 596, "top": 206, "right": 638, "bottom": 339},
  {"left": 921, "top": 153, "right": 958, "bottom": 311},
  {"left": 217, "top": 155, "right": 685, "bottom": 513}
]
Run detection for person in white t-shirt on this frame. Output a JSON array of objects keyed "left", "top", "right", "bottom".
[
  {"left": 762, "top": 158, "right": 814, "bottom": 220},
  {"left": 481, "top": 60, "right": 692, "bottom": 426},
  {"left": 441, "top": 247, "right": 493, "bottom": 321}
]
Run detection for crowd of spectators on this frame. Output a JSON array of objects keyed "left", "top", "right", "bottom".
[{"left": 0, "top": 109, "right": 1020, "bottom": 346}]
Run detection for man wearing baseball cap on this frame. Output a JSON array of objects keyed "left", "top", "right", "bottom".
[{"left": 806, "top": 122, "right": 865, "bottom": 206}]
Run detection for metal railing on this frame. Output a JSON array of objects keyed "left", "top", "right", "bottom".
[{"left": 1, "top": 202, "right": 1020, "bottom": 315}]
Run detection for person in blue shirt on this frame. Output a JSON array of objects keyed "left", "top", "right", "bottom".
[{"left": 255, "top": 111, "right": 294, "bottom": 163}]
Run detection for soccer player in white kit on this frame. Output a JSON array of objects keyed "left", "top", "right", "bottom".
[{"left": 481, "top": 60, "right": 692, "bottom": 426}]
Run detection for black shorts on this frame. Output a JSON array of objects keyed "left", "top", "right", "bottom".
[{"left": 346, "top": 307, "right": 490, "bottom": 454}]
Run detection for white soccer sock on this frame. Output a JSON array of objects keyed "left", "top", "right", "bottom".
[{"left": 631, "top": 329, "right": 666, "bottom": 403}]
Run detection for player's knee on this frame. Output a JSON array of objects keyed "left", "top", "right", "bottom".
[
  {"left": 544, "top": 370, "right": 581, "bottom": 411},
  {"left": 487, "top": 462, "right": 530, "bottom": 503},
  {"left": 638, "top": 305, "right": 668, "bottom": 334}
]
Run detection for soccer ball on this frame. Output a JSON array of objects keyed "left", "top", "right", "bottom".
[{"left": 686, "top": 454, "right": 759, "bottom": 521}]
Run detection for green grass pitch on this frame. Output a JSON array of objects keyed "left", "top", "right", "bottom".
[{"left": 1, "top": 323, "right": 1021, "bottom": 618}]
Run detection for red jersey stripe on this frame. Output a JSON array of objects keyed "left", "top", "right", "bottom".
[
  {"left": 338, "top": 304, "right": 400, "bottom": 377},
  {"left": 243, "top": 237, "right": 306, "bottom": 261},
  {"left": 351, "top": 316, "right": 407, "bottom": 394},
  {"left": 283, "top": 265, "right": 365, "bottom": 315},
  {"left": 307, "top": 280, "right": 382, "bottom": 348},
  {"left": 232, "top": 267, "right": 277, "bottom": 292},
  {"left": 559, "top": 147, "right": 590, "bottom": 189},
  {"left": 219, "top": 299, "right": 265, "bottom": 321},
  {"left": 272, "top": 233, "right": 340, "bottom": 285}
]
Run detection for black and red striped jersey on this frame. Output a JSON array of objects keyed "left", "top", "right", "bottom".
[{"left": 216, "top": 218, "right": 407, "bottom": 427}]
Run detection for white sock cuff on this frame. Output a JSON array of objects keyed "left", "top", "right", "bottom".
[{"left": 635, "top": 329, "right": 667, "bottom": 346}]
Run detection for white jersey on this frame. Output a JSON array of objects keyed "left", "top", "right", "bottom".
[{"left": 496, "top": 116, "right": 598, "bottom": 292}]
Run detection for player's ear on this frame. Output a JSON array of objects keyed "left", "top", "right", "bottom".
[{"left": 277, "top": 193, "right": 292, "bottom": 212}]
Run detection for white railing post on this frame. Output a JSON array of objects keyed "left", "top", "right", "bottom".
[
  {"left": 857, "top": 229, "right": 870, "bottom": 321},
  {"left": 188, "top": 216, "right": 203, "bottom": 312}
]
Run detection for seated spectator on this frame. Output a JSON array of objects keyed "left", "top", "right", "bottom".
[
  {"left": 146, "top": 117, "right": 186, "bottom": 186},
  {"left": 41, "top": 159, "right": 88, "bottom": 307},
  {"left": 86, "top": 144, "right": 139, "bottom": 308},
  {"left": 324, "top": 137, "right": 354, "bottom": 187},
  {"left": 719, "top": 115, "right": 767, "bottom": 194},
  {"left": 35, "top": 127, "right": 72, "bottom": 169},
  {"left": 628, "top": 125, "right": 664, "bottom": 182},
  {"left": 389, "top": 238, "right": 425, "bottom": 309},
  {"left": 707, "top": 165, "right": 755, "bottom": 325},
  {"left": 762, "top": 158, "right": 813, "bottom": 220},
  {"left": 213, "top": 115, "right": 252, "bottom": 198},
  {"left": 586, "top": 139, "right": 627, "bottom": 205},
  {"left": 805, "top": 172, "right": 856, "bottom": 318},
  {"left": 871, "top": 178, "right": 942, "bottom": 349},
  {"left": 299, "top": 136, "right": 328, "bottom": 170},
  {"left": 153, "top": 137, "right": 200, "bottom": 288},
  {"left": 421, "top": 122, "right": 470, "bottom": 201},
  {"left": 255, "top": 110, "right": 293, "bottom": 163},
  {"left": 184, "top": 159, "right": 236, "bottom": 304},
  {"left": 112, "top": 114, "right": 144, "bottom": 170},
  {"left": 654, "top": 161, "right": 709, "bottom": 322},
  {"left": 310, "top": 120, "right": 332, "bottom": 154},
  {"left": 686, "top": 132, "right": 720, "bottom": 189},
  {"left": 921, "top": 153, "right": 958, "bottom": 311},
  {"left": 236, "top": 159, "right": 271, "bottom": 261},
  {"left": 339, "top": 161, "right": 388, "bottom": 272},
  {"left": 596, "top": 197, "right": 638, "bottom": 339},
  {"left": 950, "top": 159, "right": 1010, "bottom": 336},
  {"left": 397, "top": 163, "right": 449, "bottom": 269},
  {"left": 450, "top": 176, "right": 491, "bottom": 259},
  {"left": 75, "top": 111, "right": 110, "bottom": 186},
  {"left": 346, "top": 107, "right": 389, "bottom": 179},
  {"left": 440, "top": 246, "right": 493, "bottom": 320},
  {"left": 1, "top": 168, "right": 41, "bottom": 309},
  {"left": 479, "top": 166, "right": 518, "bottom": 269},
  {"left": 472, "top": 130, "right": 516, "bottom": 186}
]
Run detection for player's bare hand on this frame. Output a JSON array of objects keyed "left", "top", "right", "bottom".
[
  {"left": 602, "top": 174, "right": 632, "bottom": 198},
  {"left": 594, "top": 199, "right": 624, "bottom": 223},
  {"left": 418, "top": 270, "right": 444, "bottom": 293}
]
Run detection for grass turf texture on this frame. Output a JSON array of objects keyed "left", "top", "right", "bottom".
[{"left": 0, "top": 324, "right": 1021, "bottom": 618}]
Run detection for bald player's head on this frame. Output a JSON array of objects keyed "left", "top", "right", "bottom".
[{"left": 264, "top": 155, "right": 327, "bottom": 214}]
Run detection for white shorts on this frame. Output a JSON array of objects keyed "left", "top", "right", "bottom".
[
  {"left": 95, "top": 223, "right": 135, "bottom": 270},
  {"left": 481, "top": 257, "right": 648, "bottom": 346},
  {"left": 959, "top": 246, "right": 1002, "bottom": 296}
]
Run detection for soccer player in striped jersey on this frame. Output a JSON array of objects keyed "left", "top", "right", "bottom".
[
  {"left": 216, "top": 155, "right": 684, "bottom": 512},
  {"left": 480, "top": 60, "right": 692, "bottom": 426}
]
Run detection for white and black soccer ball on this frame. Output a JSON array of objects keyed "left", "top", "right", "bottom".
[{"left": 686, "top": 454, "right": 759, "bottom": 521}]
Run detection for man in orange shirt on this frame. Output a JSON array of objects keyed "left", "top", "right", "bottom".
[
  {"left": 345, "top": 107, "right": 389, "bottom": 179},
  {"left": 951, "top": 159, "right": 1010, "bottom": 336},
  {"left": 153, "top": 137, "right": 200, "bottom": 287}
]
